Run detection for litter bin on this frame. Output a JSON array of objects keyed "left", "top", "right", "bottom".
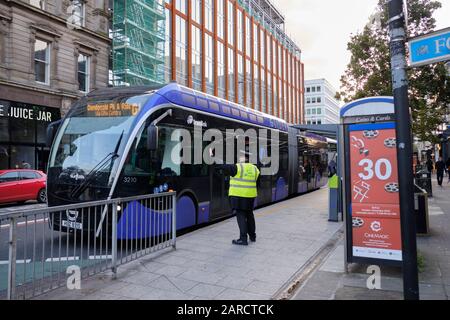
[
  {"left": 415, "top": 169, "right": 433, "bottom": 197},
  {"left": 328, "top": 174, "right": 339, "bottom": 222},
  {"left": 414, "top": 184, "right": 430, "bottom": 235}
]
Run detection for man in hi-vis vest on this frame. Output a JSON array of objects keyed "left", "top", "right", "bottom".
[{"left": 218, "top": 151, "right": 260, "bottom": 246}]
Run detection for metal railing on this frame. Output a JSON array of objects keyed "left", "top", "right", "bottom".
[{"left": 0, "top": 192, "right": 177, "bottom": 300}]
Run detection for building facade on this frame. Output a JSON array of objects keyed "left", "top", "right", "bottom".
[
  {"left": 304, "top": 78, "right": 340, "bottom": 125},
  {"left": 0, "top": 0, "right": 111, "bottom": 171},
  {"left": 112, "top": 0, "right": 304, "bottom": 124}
]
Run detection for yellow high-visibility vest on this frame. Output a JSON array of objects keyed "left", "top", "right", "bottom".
[{"left": 229, "top": 163, "right": 260, "bottom": 198}]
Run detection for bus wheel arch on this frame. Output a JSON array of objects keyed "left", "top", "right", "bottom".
[{"left": 175, "top": 191, "right": 198, "bottom": 229}]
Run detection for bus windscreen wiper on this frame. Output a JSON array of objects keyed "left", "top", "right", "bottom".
[{"left": 69, "top": 131, "right": 124, "bottom": 200}]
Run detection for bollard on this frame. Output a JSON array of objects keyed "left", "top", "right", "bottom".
[{"left": 328, "top": 174, "right": 339, "bottom": 222}]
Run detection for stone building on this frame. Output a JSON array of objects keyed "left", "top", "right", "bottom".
[{"left": 0, "top": 0, "right": 111, "bottom": 171}]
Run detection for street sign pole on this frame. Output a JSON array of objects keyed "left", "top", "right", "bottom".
[{"left": 387, "top": 0, "right": 420, "bottom": 300}]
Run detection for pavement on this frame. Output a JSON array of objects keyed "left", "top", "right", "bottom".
[
  {"left": 293, "top": 177, "right": 450, "bottom": 300},
  {"left": 33, "top": 187, "right": 344, "bottom": 300}
]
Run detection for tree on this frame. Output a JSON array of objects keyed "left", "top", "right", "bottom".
[{"left": 339, "top": 0, "right": 450, "bottom": 143}]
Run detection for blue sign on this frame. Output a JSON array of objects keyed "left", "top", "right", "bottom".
[{"left": 409, "top": 27, "right": 450, "bottom": 67}]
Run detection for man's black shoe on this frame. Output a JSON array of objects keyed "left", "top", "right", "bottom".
[
  {"left": 250, "top": 237, "right": 256, "bottom": 242},
  {"left": 232, "top": 239, "right": 248, "bottom": 246}
]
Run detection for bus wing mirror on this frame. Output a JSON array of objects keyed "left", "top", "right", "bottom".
[
  {"left": 46, "top": 120, "right": 62, "bottom": 147},
  {"left": 147, "top": 125, "right": 159, "bottom": 151}
]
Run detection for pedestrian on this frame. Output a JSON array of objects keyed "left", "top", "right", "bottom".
[
  {"left": 436, "top": 157, "right": 445, "bottom": 187},
  {"left": 21, "top": 160, "right": 31, "bottom": 169},
  {"left": 328, "top": 156, "right": 337, "bottom": 177},
  {"left": 426, "top": 158, "right": 434, "bottom": 174},
  {"left": 217, "top": 150, "right": 260, "bottom": 246},
  {"left": 446, "top": 157, "right": 450, "bottom": 183}
]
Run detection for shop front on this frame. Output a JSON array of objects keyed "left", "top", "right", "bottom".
[{"left": 0, "top": 100, "right": 61, "bottom": 171}]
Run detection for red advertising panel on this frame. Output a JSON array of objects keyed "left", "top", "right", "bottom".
[{"left": 349, "top": 123, "right": 402, "bottom": 262}]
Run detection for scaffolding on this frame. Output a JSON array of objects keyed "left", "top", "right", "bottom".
[{"left": 112, "top": 0, "right": 166, "bottom": 86}]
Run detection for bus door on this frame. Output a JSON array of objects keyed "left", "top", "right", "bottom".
[{"left": 210, "top": 165, "right": 229, "bottom": 218}]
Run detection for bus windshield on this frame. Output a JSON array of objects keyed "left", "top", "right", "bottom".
[{"left": 47, "top": 94, "right": 151, "bottom": 203}]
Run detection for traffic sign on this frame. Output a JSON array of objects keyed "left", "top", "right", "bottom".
[{"left": 409, "top": 27, "right": 450, "bottom": 67}]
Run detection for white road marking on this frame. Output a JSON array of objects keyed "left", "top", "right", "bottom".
[
  {"left": 45, "top": 257, "right": 79, "bottom": 262},
  {"left": 0, "top": 259, "right": 31, "bottom": 265},
  {"left": 88, "top": 255, "right": 112, "bottom": 260}
]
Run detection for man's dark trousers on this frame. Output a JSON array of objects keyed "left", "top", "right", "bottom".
[
  {"left": 234, "top": 209, "right": 256, "bottom": 241},
  {"left": 437, "top": 172, "right": 444, "bottom": 186}
]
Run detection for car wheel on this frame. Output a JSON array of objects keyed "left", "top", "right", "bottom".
[{"left": 37, "top": 188, "right": 47, "bottom": 203}]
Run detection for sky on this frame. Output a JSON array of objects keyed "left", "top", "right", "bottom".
[{"left": 273, "top": 0, "right": 450, "bottom": 92}]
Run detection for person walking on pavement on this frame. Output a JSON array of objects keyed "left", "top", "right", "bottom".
[
  {"left": 217, "top": 150, "right": 260, "bottom": 246},
  {"left": 446, "top": 157, "right": 450, "bottom": 183},
  {"left": 426, "top": 158, "right": 434, "bottom": 175},
  {"left": 436, "top": 157, "right": 445, "bottom": 187}
]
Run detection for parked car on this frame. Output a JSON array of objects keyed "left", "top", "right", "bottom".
[{"left": 0, "top": 170, "right": 47, "bottom": 204}]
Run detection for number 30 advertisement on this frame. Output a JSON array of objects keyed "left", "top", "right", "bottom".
[{"left": 349, "top": 123, "right": 402, "bottom": 262}]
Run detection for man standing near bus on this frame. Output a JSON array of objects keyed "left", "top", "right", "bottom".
[{"left": 217, "top": 151, "right": 260, "bottom": 246}]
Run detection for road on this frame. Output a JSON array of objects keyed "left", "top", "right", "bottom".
[{"left": 0, "top": 201, "right": 157, "bottom": 297}]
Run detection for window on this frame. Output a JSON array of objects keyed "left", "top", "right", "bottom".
[
  {"left": 317, "top": 108, "right": 321, "bottom": 115},
  {"left": 191, "top": 26, "right": 202, "bottom": 90},
  {"left": 205, "top": 0, "right": 213, "bottom": 31},
  {"left": 317, "top": 97, "right": 322, "bottom": 103},
  {"left": 228, "top": 47, "right": 235, "bottom": 101},
  {"left": 176, "top": 0, "right": 186, "bottom": 14},
  {"left": 312, "top": 97, "right": 316, "bottom": 103},
  {"left": 227, "top": 1, "right": 234, "bottom": 46},
  {"left": 164, "top": 8, "right": 172, "bottom": 83},
  {"left": 71, "top": 0, "right": 85, "bottom": 27},
  {"left": 253, "top": 24, "right": 259, "bottom": 63},
  {"left": 78, "top": 53, "right": 90, "bottom": 93},
  {"left": 217, "top": 42, "right": 225, "bottom": 98},
  {"left": 312, "top": 87, "right": 316, "bottom": 92},
  {"left": 205, "top": 34, "right": 214, "bottom": 94},
  {"left": 245, "top": 17, "right": 251, "bottom": 56},
  {"left": 35, "top": 39, "right": 50, "bottom": 84},
  {"left": 237, "top": 10, "right": 243, "bottom": 52},
  {"left": 306, "top": 87, "right": 310, "bottom": 93},
  {"left": 317, "top": 86, "right": 321, "bottom": 92},
  {"left": 20, "top": 171, "right": 40, "bottom": 180},
  {"left": 30, "top": 0, "right": 45, "bottom": 9},
  {"left": 0, "top": 171, "right": 19, "bottom": 183},
  {"left": 312, "top": 109, "right": 316, "bottom": 115},
  {"left": 217, "top": 0, "right": 224, "bottom": 39},
  {"left": 307, "top": 109, "right": 311, "bottom": 115},
  {"left": 175, "top": 16, "right": 187, "bottom": 85},
  {"left": 306, "top": 98, "right": 310, "bottom": 104},
  {"left": 191, "top": 0, "right": 201, "bottom": 24},
  {"left": 317, "top": 120, "right": 322, "bottom": 125}
]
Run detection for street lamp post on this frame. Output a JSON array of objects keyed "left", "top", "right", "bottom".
[{"left": 387, "top": 0, "right": 420, "bottom": 300}]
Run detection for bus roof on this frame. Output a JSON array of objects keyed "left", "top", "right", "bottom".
[
  {"left": 85, "top": 83, "right": 289, "bottom": 132},
  {"left": 155, "top": 83, "right": 289, "bottom": 132}
]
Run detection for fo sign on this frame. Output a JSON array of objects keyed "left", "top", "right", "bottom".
[
  {"left": 409, "top": 27, "right": 450, "bottom": 67},
  {"left": 349, "top": 122, "right": 402, "bottom": 262}
]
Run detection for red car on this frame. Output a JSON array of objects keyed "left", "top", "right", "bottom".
[{"left": 0, "top": 170, "right": 47, "bottom": 204}]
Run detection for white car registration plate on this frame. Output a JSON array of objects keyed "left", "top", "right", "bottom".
[{"left": 62, "top": 220, "right": 83, "bottom": 230}]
